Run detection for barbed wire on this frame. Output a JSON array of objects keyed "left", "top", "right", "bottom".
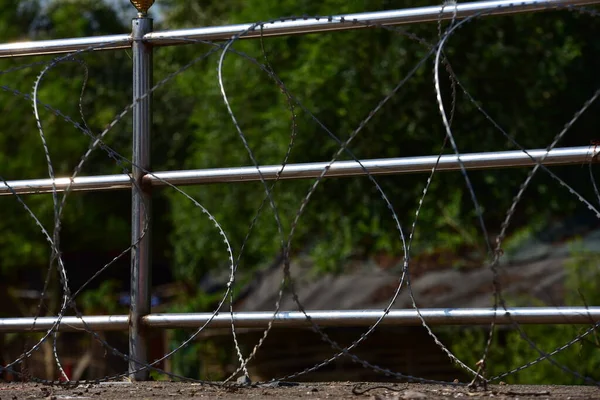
[{"left": 0, "top": 0, "right": 599, "bottom": 390}]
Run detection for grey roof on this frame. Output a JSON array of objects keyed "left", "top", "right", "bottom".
[{"left": 234, "top": 217, "right": 600, "bottom": 312}]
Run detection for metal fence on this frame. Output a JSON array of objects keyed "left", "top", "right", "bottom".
[{"left": 0, "top": 0, "right": 599, "bottom": 382}]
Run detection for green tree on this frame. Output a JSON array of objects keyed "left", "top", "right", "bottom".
[
  {"left": 156, "top": 3, "right": 600, "bottom": 379},
  {"left": 158, "top": 1, "right": 600, "bottom": 288},
  {"left": 2, "top": 0, "right": 600, "bottom": 383},
  {"left": 0, "top": 0, "right": 135, "bottom": 276}
]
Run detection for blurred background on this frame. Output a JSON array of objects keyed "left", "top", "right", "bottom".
[{"left": 0, "top": 0, "right": 599, "bottom": 384}]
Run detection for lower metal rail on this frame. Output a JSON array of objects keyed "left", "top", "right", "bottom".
[{"left": 0, "top": 307, "right": 597, "bottom": 332}]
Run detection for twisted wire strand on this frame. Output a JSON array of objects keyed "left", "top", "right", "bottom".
[
  {"left": 157, "top": 19, "right": 440, "bottom": 384},
  {"left": 0, "top": 40, "right": 133, "bottom": 378},
  {"left": 1, "top": 41, "right": 233, "bottom": 384},
  {"left": 427, "top": 4, "right": 600, "bottom": 385},
  {"left": 447, "top": 34, "right": 600, "bottom": 383},
  {"left": 1, "top": 1, "right": 599, "bottom": 386}
]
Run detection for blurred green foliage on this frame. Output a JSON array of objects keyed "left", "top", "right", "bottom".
[
  {"left": 1, "top": 0, "right": 600, "bottom": 382},
  {"left": 158, "top": 0, "right": 600, "bottom": 289},
  {"left": 0, "top": 0, "right": 133, "bottom": 276}
]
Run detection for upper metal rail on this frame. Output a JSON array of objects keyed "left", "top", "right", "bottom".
[
  {"left": 0, "top": 34, "right": 130, "bottom": 58},
  {"left": 145, "top": 0, "right": 600, "bottom": 45},
  {"left": 0, "top": 0, "right": 597, "bottom": 58},
  {"left": 1, "top": 146, "right": 596, "bottom": 196}
]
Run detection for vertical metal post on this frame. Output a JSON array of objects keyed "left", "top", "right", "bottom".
[{"left": 129, "top": 13, "right": 153, "bottom": 381}]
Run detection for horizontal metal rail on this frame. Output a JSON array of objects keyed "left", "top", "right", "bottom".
[
  {"left": 1, "top": 307, "right": 598, "bottom": 332},
  {"left": 145, "top": 0, "right": 600, "bottom": 45},
  {"left": 0, "top": 315, "right": 129, "bottom": 332},
  {"left": 0, "top": 174, "right": 132, "bottom": 196},
  {"left": 1, "top": 146, "right": 595, "bottom": 196},
  {"left": 144, "top": 307, "right": 600, "bottom": 328},
  {"left": 0, "top": 34, "right": 131, "bottom": 58},
  {"left": 143, "top": 145, "right": 597, "bottom": 186},
  {"left": 0, "top": 0, "right": 597, "bottom": 58}
]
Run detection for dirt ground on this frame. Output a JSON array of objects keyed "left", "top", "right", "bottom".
[{"left": 0, "top": 382, "right": 598, "bottom": 400}]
